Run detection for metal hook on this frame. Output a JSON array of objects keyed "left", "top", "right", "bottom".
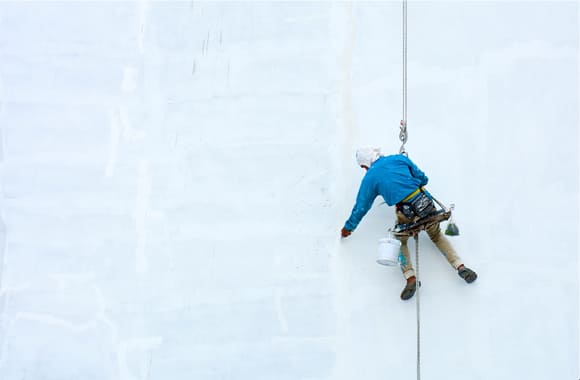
[{"left": 399, "top": 120, "right": 408, "bottom": 155}]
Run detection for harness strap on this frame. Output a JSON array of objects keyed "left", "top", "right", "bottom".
[{"left": 400, "top": 187, "right": 422, "bottom": 204}]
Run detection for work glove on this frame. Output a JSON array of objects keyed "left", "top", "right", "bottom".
[{"left": 341, "top": 227, "right": 352, "bottom": 238}]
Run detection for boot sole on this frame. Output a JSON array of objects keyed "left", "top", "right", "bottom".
[
  {"left": 459, "top": 270, "right": 477, "bottom": 284},
  {"left": 400, "top": 281, "right": 421, "bottom": 300}
]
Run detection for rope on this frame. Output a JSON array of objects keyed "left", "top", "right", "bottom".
[
  {"left": 399, "top": 0, "right": 408, "bottom": 156},
  {"left": 402, "top": 5, "right": 420, "bottom": 378},
  {"left": 415, "top": 234, "right": 421, "bottom": 380},
  {"left": 402, "top": 0, "right": 407, "bottom": 123}
]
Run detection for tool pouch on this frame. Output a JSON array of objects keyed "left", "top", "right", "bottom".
[{"left": 400, "top": 192, "right": 436, "bottom": 219}]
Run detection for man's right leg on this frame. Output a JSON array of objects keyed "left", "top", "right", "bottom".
[
  {"left": 425, "top": 222, "right": 478, "bottom": 283},
  {"left": 425, "top": 222, "right": 463, "bottom": 270}
]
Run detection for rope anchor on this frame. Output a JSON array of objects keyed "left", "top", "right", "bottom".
[
  {"left": 399, "top": 0, "right": 408, "bottom": 156},
  {"left": 399, "top": 119, "right": 408, "bottom": 155}
]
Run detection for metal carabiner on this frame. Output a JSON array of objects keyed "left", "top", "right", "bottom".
[{"left": 399, "top": 120, "right": 408, "bottom": 155}]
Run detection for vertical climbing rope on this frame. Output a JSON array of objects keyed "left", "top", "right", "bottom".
[
  {"left": 402, "top": 0, "right": 408, "bottom": 123},
  {"left": 399, "top": 0, "right": 408, "bottom": 156},
  {"left": 400, "top": 2, "right": 420, "bottom": 377},
  {"left": 415, "top": 234, "right": 421, "bottom": 380}
]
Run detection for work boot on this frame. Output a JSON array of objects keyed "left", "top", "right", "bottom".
[
  {"left": 458, "top": 266, "right": 477, "bottom": 283},
  {"left": 400, "top": 277, "right": 420, "bottom": 300}
]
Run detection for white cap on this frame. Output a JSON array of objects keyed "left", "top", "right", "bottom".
[{"left": 356, "top": 147, "right": 381, "bottom": 167}]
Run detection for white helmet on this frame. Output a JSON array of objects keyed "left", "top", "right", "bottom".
[{"left": 356, "top": 147, "right": 382, "bottom": 168}]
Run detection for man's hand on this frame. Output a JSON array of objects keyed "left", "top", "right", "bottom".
[{"left": 341, "top": 227, "right": 352, "bottom": 238}]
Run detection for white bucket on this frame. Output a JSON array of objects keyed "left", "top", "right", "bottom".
[{"left": 376, "top": 237, "right": 401, "bottom": 266}]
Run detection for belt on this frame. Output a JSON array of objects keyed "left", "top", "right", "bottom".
[{"left": 400, "top": 188, "right": 422, "bottom": 203}]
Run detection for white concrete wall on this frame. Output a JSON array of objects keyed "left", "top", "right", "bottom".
[{"left": 0, "top": 2, "right": 577, "bottom": 380}]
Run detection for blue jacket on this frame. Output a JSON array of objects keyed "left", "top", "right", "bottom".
[{"left": 344, "top": 154, "right": 428, "bottom": 231}]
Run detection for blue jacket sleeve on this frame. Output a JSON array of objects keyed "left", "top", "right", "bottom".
[
  {"left": 406, "top": 156, "right": 429, "bottom": 187},
  {"left": 344, "top": 177, "right": 377, "bottom": 231}
]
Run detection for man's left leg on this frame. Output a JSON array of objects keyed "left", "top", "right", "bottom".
[{"left": 396, "top": 211, "right": 420, "bottom": 299}]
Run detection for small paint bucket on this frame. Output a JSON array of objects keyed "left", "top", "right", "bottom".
[{"left": 376, "top": 236, "right": 400, "bottom": 266}]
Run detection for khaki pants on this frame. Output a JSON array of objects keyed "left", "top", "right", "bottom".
[{"left": 396, "top": 210, "right": 463, "bottom": 279}]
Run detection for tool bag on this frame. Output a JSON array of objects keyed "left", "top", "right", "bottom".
[{"left": 398, "top": 191, "right": 436, "bottom": 219}]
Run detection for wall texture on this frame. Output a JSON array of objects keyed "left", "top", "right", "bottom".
[{"left": 0, "top": 2, "right": 577, "bottom": 380}]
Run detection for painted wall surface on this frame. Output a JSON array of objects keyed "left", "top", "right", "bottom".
[{"left": 0, "top": 2, "right": 577, "bottom": 379}]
